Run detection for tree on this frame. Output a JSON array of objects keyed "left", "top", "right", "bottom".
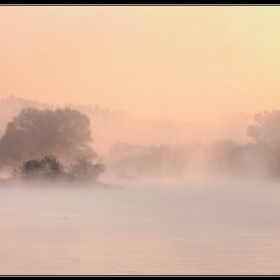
[
  {"left": 11, "top": 155, "right": 64, "bottom": 180},
  {"left": 0, "top": 107, "right": 98, "bottom": 166},
  {"left": 247, "top": 110, "right": 280, "bottom": 178},
  {"left": 67, "top": 156, "right": 105, "bottom": 181},
  {"left": 247, "top": 110, "right": 280, "bottom": 148}
]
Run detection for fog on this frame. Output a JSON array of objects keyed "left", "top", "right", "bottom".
[
  {"left": 0, "top": 95, "right": 279, "bottom": 187},
  {"left": 2, "top": 6, "right": 280, "bottom": 275},
  {"left": 1, "top": 182, "right": 280, "bottom": 275},
  {"left": 0, "top": 95, "right": 260, "bottom": 186},
  {"left": 0, "top": 95, "right": 253, "bottom": 153},
  {"left": 1, "top": 97, "right": 280, "bottom": 275}
]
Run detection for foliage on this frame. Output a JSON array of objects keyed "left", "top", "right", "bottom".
[
  {"left": 67, "top": 156, "right": 105, "bottom": 181},
  {"left": 11, "top": 155, "right": 64, "bottom": 180},
  {"left": 11, "top": 155, "right": 105, "bottom": 183},
  {"left": 0, "top": 107, "right": 97, "bottom": 166},
  {"left": 68, "top": 156, "right": 105, "bottom": 180},
  {"left": 247, "top": 110, "right": 280, "bottom": 148}
]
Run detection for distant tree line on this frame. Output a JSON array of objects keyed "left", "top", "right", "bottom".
[
  {"left": 2, "top": 105, "right": 280, "bottom": 184},
  {"left": 107, "top": 110, "right": 280, "bottom": 183}
]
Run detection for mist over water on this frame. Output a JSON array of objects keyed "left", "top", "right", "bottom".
[
  {"left": 2, "top": 96, "right": 279, "bottom": 188},
  {"left": 2, "top": 5, "right": 280, "bottom": 275},
  {"left": 1, "top": 183, "right": 280, "bottom": 275},
  {"left": 0, "top": 93, "right": 280, "bottom": 276},
  {"left": 1, "top": 97, "right": 280, "bottom": 275}
]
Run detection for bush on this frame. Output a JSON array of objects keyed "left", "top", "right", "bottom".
[
  {"left": 67, "top": 156, "right": 105, "bottom": 181},
  {"left": 11, "top": 155, "right": 64, "bottom": 180}
]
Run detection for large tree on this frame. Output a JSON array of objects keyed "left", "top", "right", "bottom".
[
  {"left": 247, "top": 110, "right": 280, "bottom": 178},
  {"left": 0, "top": 107, "right": 98, "bottom": 166},
  {"left": 247, "top": 110, "right": 280, "bottom": 148}
]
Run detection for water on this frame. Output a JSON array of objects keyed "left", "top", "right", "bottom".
[{"left": 1, "top": 184, "right": 280, "bottom": 275}]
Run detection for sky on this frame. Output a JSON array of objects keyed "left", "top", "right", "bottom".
[{"left": 0, "top": 5, "right": 280, "bottom": 123}]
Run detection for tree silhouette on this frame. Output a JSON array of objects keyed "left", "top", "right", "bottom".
[
  {"left": 246, "top": 110, "right": 280, "bottom": 178},
  {"left": 11, "top": 155, "right": 64, "bottom": 180},
  {"left": 0, "top": 107, "right": 98, "bottom": 166},
  {"left": 67, "top": 156, "right": 105, "bottom": 181},
  {"left": 247, "top": 110, "right": 280, "bottom": 148}
]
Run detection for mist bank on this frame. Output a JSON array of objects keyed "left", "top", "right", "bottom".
[
  {"left": 104, "top": 110, "right": 280, "bottom": 186},
  {"left": 104, "top": 141, "right": 280, "bottom": 186},
  {"left": 1, "top": 95, "right": 280, "bottom": 187},
  {"left": 0, "top": 95, "right": 252, "bottom": 154}
]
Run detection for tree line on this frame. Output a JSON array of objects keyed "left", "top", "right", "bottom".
[
  {"left": 1, "top": 106, "right": 280, "bottom": 184},
  {"left": 107, "top": 110, "right": 280, "bottom": 183}
]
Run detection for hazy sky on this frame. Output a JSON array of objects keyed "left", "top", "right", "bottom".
[{"left": 1, "top": 6, "right": 280, "bottom": 122}]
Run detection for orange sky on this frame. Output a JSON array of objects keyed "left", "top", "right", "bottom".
[{"left": 1, "top": 6, "right": 280, "bottom": 123}]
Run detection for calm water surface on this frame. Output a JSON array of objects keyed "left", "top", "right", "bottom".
[{"left": 1, "top": 184, "right": 280, "bottom": 275}]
